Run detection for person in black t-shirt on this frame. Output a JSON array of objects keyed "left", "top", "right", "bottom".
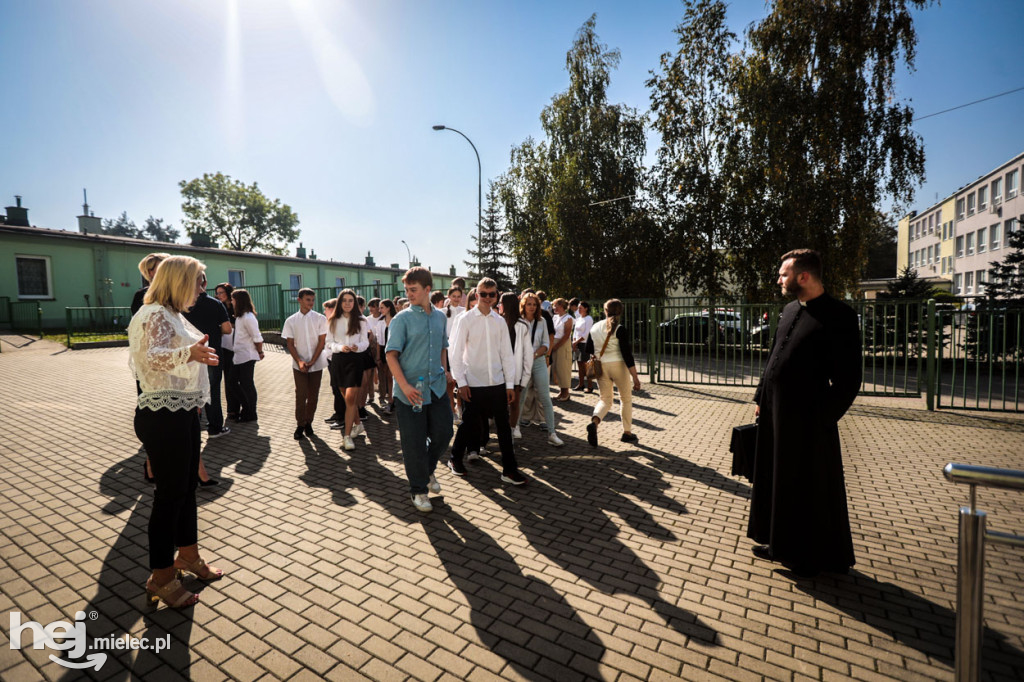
[{"left": 184, "top": 288, "right": 232, "bottom": 438}]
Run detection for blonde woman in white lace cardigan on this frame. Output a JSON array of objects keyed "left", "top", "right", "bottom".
[{"left": 129, "top": 256, "right": 224, "bottom": 608}]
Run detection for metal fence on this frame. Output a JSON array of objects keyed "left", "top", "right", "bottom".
[
  {"left": 852, "top": 299, "right": 928, "bottom": 397},
  {"left": 935, "top": 306, "right": 1023, "bottom": 411},
  {"left": 237, "top": 283, "right": 284, "bottom": 332},
  {"left": 9, "top": 301, "right": 42, "bottom": 336},
  {"left": 65, "top": 307, "right": 132, "bottom": 346},
  {"left": 0, "top": 296, "right": 9, "bottom": 324}
]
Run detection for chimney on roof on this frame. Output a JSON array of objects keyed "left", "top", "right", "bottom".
[
  {"left": 296, "top": 242, "right": 307, "bottom": 259},
  {"left": 450, "top": 265, "right": 456, "bottom": 276},
  {"left": 309, "top": 250, "right": 316, "bottom": 260},
  {"left": 4, "top": 195, "right": 29, "bottom": 226},
  {"left": 365, "top": 251, "right": 375, "bottom": 267},
  {"left": 77, "top": 189, "right": 102, "bottom": 233}
]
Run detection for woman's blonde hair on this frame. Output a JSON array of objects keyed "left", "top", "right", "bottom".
[
  {"left": 137, "top": 252, "right": 172, "bottom": 283},
  {"left": 143, "top": 256, "right": 205, "bottom": 312}
]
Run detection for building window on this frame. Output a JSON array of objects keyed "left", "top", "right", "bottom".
[
  {"left": 335, "top": 277, "right": 346, "bottom": 294},
  {"left": 927, "top": 245, "right": 934, "bottom": 264},
  {"left": 1008, "top": 169, "right": 1019, "bottom": 198},
  {"left": 16, "top": 255, "right": 52, "bottom": 299},
  {"left": 956, "top": 236, "right": 964, "bottom": 257},
  {"left": 966, "top": 233, "right": 974, "bottom": 256},
  {"left": 977, "top": 227, "right": 987, "bottom": 253},
  {"left": 977, "top": 186, "right": 988, "bottom": 211},
  {"left": 1006, "top": 218, "right": 1018, "bottom": 248},
  {"left": 929, "top": 214, "right": 935, "bottom": 233},
  {"left": 954, "top": 273, "right": 963, "bottom": 294},
  {"left": 373, "top": 279, "right": 382, "bottom": 298},
  {"left": 992, "top": 177, "right": 1002, "bottom": 204},
  {"left": 940, "top": 257, "right": 946, "bottom": 275},
  {"left": 289, "top": 274, "right": 302, "bottom": 291},
  {"left": 976, "top": 269, "right": 987, "bottom": 294},
  {"left": 989, "top": 223, "right": 1000, "bottom": 251},
  {"left": 965, "top": 271, "right": 974, "bottom": 295},
  {"left": 228, "top": 269, "right": 245, "bottom": 288},
  {"left": 956, "top": 198, "right": 965, "bottom": 219},
  {"left": 967, "top": 193, "right": 976, "bottom": 215}
]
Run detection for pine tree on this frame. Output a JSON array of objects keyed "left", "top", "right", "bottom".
[
  {"left": 879, "top": 265, "right": 936, "bottom": 300},
  {"left": 465, "top": 182, "right": 515, "bottom": 291},
  {"left": 983, "top": 227, "right": 1024, "bottom": 307}
]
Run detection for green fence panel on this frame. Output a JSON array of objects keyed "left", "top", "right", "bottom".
[
  {"left": 654, "top": 302, "right": 781, "bottom": 387},
  {"left": 232, "top": 284, "right": 283, "bottom": 332},
  {"left": 10, "top": 301, "right": 43, "bottom": 336},
  {"left": 65, "top": 307, "right": 132, "bottom": 344},
  {"left": 852, "top": 299, "right": 927, "bottom": 397},
  {"left": 0, "top": 296, "right": 10, "bottom": 324},
  {"left": 936, "top": 307, "right": 1022, "bottom": 412}
]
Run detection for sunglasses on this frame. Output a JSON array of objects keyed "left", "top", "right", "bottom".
[{"left": 478, "top": 291, "right": 497, "bottom": 299}]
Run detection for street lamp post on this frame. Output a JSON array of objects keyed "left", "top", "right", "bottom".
[
  {"left": 400, "top": 239, "right": 411, "bottom": 268},
  {"left": 432, "top": 124, "right": 482, "bottom": 277}
]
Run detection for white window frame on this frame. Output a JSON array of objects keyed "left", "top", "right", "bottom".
[
  {"left": 228, "top": 269, "right": 245, "bottom": 288},
  {"left": 966, "top": 233, "right": 974, "bottom": 256},
  {"left": 965, "top": 271, "right": 974, "bottom": 295},
  {"left": 978, "top": 186, "right": 988, "bottom": 211},
  {"left": 15, "top": 255, "right": 54, "bottom": 299},
  {"left": 954, "top": 273, "right": 963, "bottom": 294},
  {"left": 289, "top": 273, "right": 303, "bottom": 291},
  {"left": 992, "top": 177, "right": 1002, "bottom": 204},
  {"left": 956, "top": 236, "right": 965, "bottom": 258},
  {"left": 977, "top": 227, "right": 987, "bottom": 254},
  {"left": 957, "top": 198, "right": 966, "bottom": 220},
  {"left": 990, "top": 223, "right": 1000, "bottom": 251},
  {"left": 1008, "top": 169, "right": 1019, "bottom": 198}
]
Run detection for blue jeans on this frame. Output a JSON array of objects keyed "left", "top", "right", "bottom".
[
  {"left": 521, "top": 356, "right": 556, "bottom": 432},
  {"left": 395, "top": 392, "right": 454, "bottom": 494}
]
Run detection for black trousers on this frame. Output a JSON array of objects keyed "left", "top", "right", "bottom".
[
  {"left": 451, "top": 384, "right": 518, "bottom": 475},
  {"left": 134, "top": 407, "right": 200, "bottom": 569},
  {"left": 219, "top": 347, "right": 241, "bottom": 416},
  {"left": 204, "top": 362, "right": 224, "bottom": 434},
  {"left": 327, "top": 356, "right": 346, "bottom": 420},
  {"left": 233, "top": 359, "right": 258, "bottom": 420}
]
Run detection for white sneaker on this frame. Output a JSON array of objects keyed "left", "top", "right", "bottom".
[
  {"left": 352, "top": 423, "right": 366, "bottom": 437},
  {"left": 428, "top": 474, "right": 441, "bottom": 494},
  {"left": 466, "top": 451, "right": 481, "bottom": 462},
  {"left": 512, "top": 426, "right": 522, "bottom": 440},
  {"left": 411, "top": 494, "right": 432, "bottom": 513},
  {"left": 548, "top": 433, "right": 565, "bottom": 447},
  {"left": 343, "top": 436, "right": 355, "bottom": 451}
]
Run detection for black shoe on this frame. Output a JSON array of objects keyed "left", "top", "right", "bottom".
[
  {"left": 447, "top": 459, "right": 467, "bottom": 477},
  {"left": 620, "top": 432, "right": 638, "bottom": 443},
  {"left": 304, "top": 424, "right": 314, "bottom": 437},
  {"left": 294, "top": 427, "right": 305, "bottom": 440},
  {"left": 500, "top": 470, "right": 528, "bottom": 486},
  {"left": 324, "top": 415, "right": 339, "bottom": 424},
  {"left": 199, "top": 477, "right": 220, "bottom": 488},
  {"left": 751, "top": 544, "right": 773, "bottom": 561},
  {"left": 359, "top": 407, "right": 368, "bottom": 421},
  {"left": 143, "top": 462, "right": 155, "bottom": 484},
  {"left": 586, "top": 421, "right": 598, "bottom": 447}
]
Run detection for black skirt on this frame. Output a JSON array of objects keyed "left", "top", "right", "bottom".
[
  {"left": 362, "top": 348, "right": 376, "bottom": 370},
  {"left": 331, "top": 353, "right": 365, "bottom": 388}
]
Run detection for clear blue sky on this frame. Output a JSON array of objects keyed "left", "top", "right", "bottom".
[{"left": 2, "top": 0, "right": 1023, "bottom": 274}]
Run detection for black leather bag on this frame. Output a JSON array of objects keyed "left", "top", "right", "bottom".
[{"left": 730, "top": 421, "right": 758, "bottom": 482}]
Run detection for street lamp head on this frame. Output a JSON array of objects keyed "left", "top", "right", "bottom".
[{"left": 432, "top": 125, "right": 446, "bottom": 131}]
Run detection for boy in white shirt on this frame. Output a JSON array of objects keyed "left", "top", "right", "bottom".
[{"left": 282, "top": 288, "right": 328, "bottom": 440}]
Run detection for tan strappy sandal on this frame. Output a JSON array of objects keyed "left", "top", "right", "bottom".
[
  {"left": 173, "top": 556, "right": 223, "bottom": 581},
  {"left": 145, "top": 577, "right": 198, "bottom": 608}
]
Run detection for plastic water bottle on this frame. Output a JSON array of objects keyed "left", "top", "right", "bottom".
[{"left": 412, "top": 377, "right": 425, "bottom": 413}]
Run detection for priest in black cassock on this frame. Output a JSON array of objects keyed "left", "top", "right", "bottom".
[{"left": 748, "top": 249, "right": 862, "bottom": 576}]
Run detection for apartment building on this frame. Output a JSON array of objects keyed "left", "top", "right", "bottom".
[{"left": 898, "top": 151, "right": 1023, "bottom": 299}]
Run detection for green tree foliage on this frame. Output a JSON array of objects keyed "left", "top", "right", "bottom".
[
  {"left": 861, "top": 212, "right": 898, "bottom": 280},
  {"left": 984, "top": 227, "right": 1024, "bottom": 306},
  {"left": 100, "top": 211, "right": 142, "bottom": 239},
  {"left": 730, "top": 0, "right": 930, "bottom": 299},
  {"left": 141, "top": 216, "right": 180, "bottom": 243},
  {"left": 179, "top": 172, "right": 300, "bottom": 255},
  {"left": 879, "top": 265, "right": 936, "bottom": 300},
  {"left": 465, "top": 182, "right": 515, "bottom": 291},
  {"left": 647, "top": 0, "right": 738, "bottom": 299},
  {"left": 500, "top": 16, "right": 665, "bottom": 299}
]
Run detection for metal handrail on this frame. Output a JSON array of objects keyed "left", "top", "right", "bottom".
[{"left": 943, "top": 462, "right": 1024, "bottom": 682}]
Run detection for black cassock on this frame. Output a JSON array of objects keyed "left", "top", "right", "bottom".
[{"left": 748, "top": 293, "right": 862, "bottom": 571}]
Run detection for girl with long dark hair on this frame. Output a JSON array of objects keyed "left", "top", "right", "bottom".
[
  {"left": 230, "top": 289, "right": 263, "bottom": 423},
  {"left": 327, "top": 289, "right": 370, "bottom": 450}
]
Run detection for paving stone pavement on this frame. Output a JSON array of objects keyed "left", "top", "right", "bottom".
[{"left": 0, "top": 341, "right": 1022, "bottom": 681}]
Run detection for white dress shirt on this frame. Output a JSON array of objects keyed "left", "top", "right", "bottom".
[
  {"left": 552, "top": 312, "right": 573, "bottom": 341},
  {"left": 327, "top": 315, "right": 370, "bottom": 354},
  {"left": 232, "top": 312, "right": 264, "bottom": 363},
  {"left": 573, "top": 314, "right": 594, "bottom": 343},
  {"left": 282, "top": 309, "right": 329, "bottom": 372},
  {"left": 449, "top": 307, "right": 516, "bottom": 389}
]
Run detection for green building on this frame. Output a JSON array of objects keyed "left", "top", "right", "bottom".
[{"left": 0, "top": 197, "right": 465, "bottom": 330}]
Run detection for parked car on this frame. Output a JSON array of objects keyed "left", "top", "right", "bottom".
[{"left": 659, "top": 312, "right": 726, "bottom": 347}]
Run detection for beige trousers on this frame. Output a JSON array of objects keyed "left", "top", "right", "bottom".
[
  {"left": 552, "top": 341, "right": 572, "bottom": 390},
  {"left": 593, "top": 361, "right": 632, "bottom": 433}
]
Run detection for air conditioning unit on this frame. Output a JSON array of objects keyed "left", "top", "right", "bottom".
[{"left": 990, "top": 203, "right": 1001, "bottom": 215}]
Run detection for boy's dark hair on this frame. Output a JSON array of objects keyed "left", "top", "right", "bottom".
[
  {"left": 568, "top": 297, "right": 579, "bottom": 307},
  {"left": 452, "top": 277, "right": 466, "bottom": 289},
  {"left": 403, "top": 266, "right": 433, "bottom": 290},
  {"left": 297, "top": 287, "right": 316, "bottom": 299},
  {"left": 781, "top": 249, "right": 823, "bottom": 281},
  {"left": 537, "top": 290, "right": 547, "bottom": 301},
  {"left": 430, "top": 290, "right": 445, "bottom": 305},
  {"left": 368, "top": 297, "right": 381, "bottom": 308},
  {"left": 356, "top": 295, "right": 366, "bottom": 307}
]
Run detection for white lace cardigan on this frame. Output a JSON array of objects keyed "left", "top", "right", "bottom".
[{"left": 128, "top": 304, "right": 210, "bottom": 411}]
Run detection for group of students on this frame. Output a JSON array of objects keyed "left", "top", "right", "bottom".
[{"left": 125, "top": 254, "right": 644, "bottom": 608}]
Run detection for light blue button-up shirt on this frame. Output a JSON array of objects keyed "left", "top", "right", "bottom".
[{"left": 385, "top": 304, "right": 449, "bottom": 405}]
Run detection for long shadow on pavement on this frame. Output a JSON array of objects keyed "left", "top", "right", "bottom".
[
  {"left": 421, "top": 506, "right": 606, "bottom": 681},
  {"left": 792, "top": 570, "right": 1024, "bottom": 679},
  {"left": 467, "top": 451, "right": 719, "bottom": 646},
  {"left": 58, "top": 449, "right": 196, "bottom": 680}
]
